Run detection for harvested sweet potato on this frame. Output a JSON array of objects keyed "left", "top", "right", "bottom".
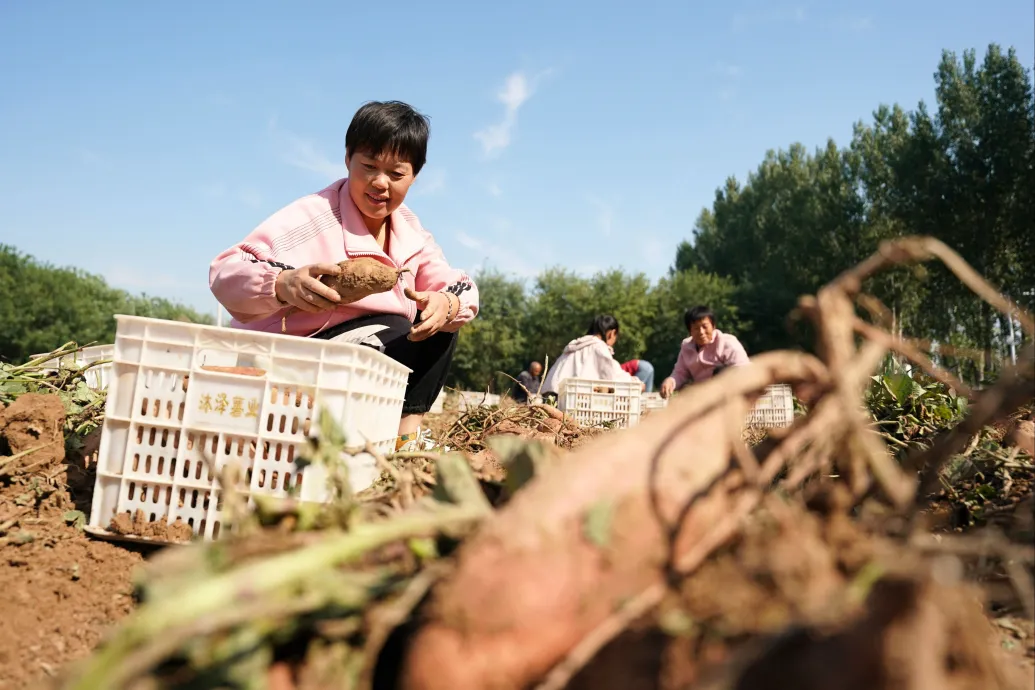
[
  {"left": 397, "top": 354, "right": 825, "bottom": 690},
  {"left": 321, "top": 257, "right": 408, "bottom": 304},
  {"left": 280, "top": 258, "right": 409, "bottom": 333}
]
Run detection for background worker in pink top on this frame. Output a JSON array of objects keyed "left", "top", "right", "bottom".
[
  {"left": 209, "top": 101, "right": 479, "bottom": 451},
  {"left": 659, "top": 305, "right": 750, "bottom": 399}
]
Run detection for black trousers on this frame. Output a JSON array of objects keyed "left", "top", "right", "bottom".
[{"left": 313, "top": 313, "right": 457, "bottom": 415}]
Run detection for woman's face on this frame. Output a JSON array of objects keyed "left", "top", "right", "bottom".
[
  {"left": 345, "top": 149, "right": 416, "bottom": 232},
  {"left": 689, "top": 317, "right": 715, "bottom": 347},
  {"left": 605, "top": 329, "right": 619, "bottom": 347}
]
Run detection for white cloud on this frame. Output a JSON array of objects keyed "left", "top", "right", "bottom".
[
  {"left": 412, "top": 166, "right": 447, "bottom": 196},
  {"left": 281, "top": 133, "right": 343, "bottom": 180},
  {"left": 474, "top": 69, "right": 551, "bottom": 157},
  {"left": 455, "top": 231, "right": 482, "bottom": 250},
  {"left": 486, "top": 181, "right": 503, "bottom": 198},
  {"left": 267, "top": 114, "right": 343, "bottom": 180}
]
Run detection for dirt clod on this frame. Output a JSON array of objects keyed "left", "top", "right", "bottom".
[
  {"left": 0, "top": 392, "right": 144, "bottom": 690},
  {"left": 0, "top": 393, "right": 67, "bottom": 471},
  {"left": 108, "top": 509, "right": 194, "bottom": 543}
]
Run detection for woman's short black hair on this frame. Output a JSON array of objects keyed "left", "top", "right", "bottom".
[
  {"left": 586, "top": 314, "right": 620, "bottom": 338},
  {"left": 345, "top": 100, "right": 431, "bottom": 174},
  {"left": 684, "top": 305, "right": 715, "bottom": 329}
]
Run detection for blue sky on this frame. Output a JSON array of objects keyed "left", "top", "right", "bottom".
[{"left": 1, "top": 1, "right": 1032, "bottom": 318}]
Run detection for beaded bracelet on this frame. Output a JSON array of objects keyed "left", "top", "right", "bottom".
[{"left": 444, "top": 293, "right": 456, "bottom": 322}]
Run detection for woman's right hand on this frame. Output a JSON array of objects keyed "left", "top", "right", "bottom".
[
  {"left": 274, "top": 263, "right": 343, "bottom": 313},
  {"left": 659, "top": 377, "right": 677, "bottom": 399}
]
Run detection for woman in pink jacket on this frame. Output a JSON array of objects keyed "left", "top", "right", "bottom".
[
  {"left": 659, "top": 305, "right": 750, "bottom": 399},
  {"left": 209, "top": 101, "right": 479, "bottom": 451}
]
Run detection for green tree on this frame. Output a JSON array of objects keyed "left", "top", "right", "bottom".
[
  {"left": 0, "top": 245, "right": 213, "bottom": 363},
  {"left": 673, "top": 42, "right": 1034, "bottom": 385},
  {"left": 449, "top": 269, "right": 529, "bottom": 392}
]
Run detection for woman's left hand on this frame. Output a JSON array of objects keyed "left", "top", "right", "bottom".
[{"left": 405, "top": 288, "right": 457, "bottom": 341}]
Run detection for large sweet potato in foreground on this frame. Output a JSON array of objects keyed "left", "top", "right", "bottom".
[{"left": 397, "top": 354, "right": 825, "bottom": 690}]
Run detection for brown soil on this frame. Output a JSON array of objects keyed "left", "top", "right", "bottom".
[
  {"left": 566, "top": 488, "right": 1034, "bottom": 690},
  {"left": 0, "top": 394, "right": 146, "bottom": 690},
  {"left": 108, "top": 509, "right": 194, "bottom": 543},
  {"left": 0, "top": 394, "right": 67, "bottom": 471},
  {"left": 0, "top": 401, "right": 1031, "bottom": 690}
]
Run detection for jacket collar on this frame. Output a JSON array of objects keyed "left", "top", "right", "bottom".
[{"left": 337, "top": 180, "right": 423, "bottom": 266}]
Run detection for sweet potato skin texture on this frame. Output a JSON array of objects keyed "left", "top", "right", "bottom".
[
  {"left": 396, "top": 396, "right": 747, "bottom": 690},
  {"left": 397, "top": 355, "right": 825, "bottom": 690},
  {"left": 322, "top": 257, "right": 407, "bottom": 304}
]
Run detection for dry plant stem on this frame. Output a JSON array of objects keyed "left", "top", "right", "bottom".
[
  {"left": 911, "top": 531, "right": 1035, "bottom": 620},
  {"left": 533, "top": 584, "right": 665, "bottom": 690},
  {"left": 364, "top": 441, "right": 401, "bottom": 483},
  {"left": 833, "top": 236, "right": 1035, "bottom": 336},
  {"left": 852, "top": 317, "right": 974, "bottom": 398},
  {"left": 68, "top": 506, "right": 487, "bottom": 690},
  {"left": 909, "top": 533, "right": 1035, "bottom": 564}
]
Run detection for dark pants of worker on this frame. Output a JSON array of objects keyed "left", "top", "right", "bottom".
[{"left": 313, "top": 313, "right": 457, "bottom": 415}]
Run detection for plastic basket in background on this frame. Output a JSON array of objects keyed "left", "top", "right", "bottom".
[
  {"left": 746, "top": 383, "right": 795, "bottom": 428},
  {"left": 457, "top": 390, "right": 501, "bottom": 411},
  {"left": 557, "top": 377, "right": 642, "bottom": 429},
  {"left": 641, "top": 392, "right": 668, "bottom": 414},
  {"left": 87, "top": 316, "right": 411, "bottom": 544},
  {"left": 31, "top": 344, "right": 115, "bottom": 390}
]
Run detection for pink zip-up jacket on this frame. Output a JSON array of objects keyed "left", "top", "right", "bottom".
[
  {"left": 669, "top": 329, "right": 750, "bottom": 389},
  {"left": 209, "top": 179, "right": 479, "bottom": 337}
]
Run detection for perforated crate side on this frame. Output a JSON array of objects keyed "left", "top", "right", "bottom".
[
  {"left": 89, "top": 316, "right": 411, "bottom": 543},
  {"left": 745, "top": 384, "right": 795, "bottom": 428},
  {"left": 557, "top": 377, "right": 643, "bottom": 429},
  {"left": 641, "top": 392, "right": 668, "bottom": 412}
]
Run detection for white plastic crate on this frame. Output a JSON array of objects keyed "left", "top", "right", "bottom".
[
  {"left": 430, "top": 390, "right": 446, "bottom": 414},
  {"left": 457, "top": 390, "right": 501, "bottom": 411},
  {"left": 746, "top": 384, "right": 795, "bottom": 428},
  {"left": 557, "top": 378, "right": 642, "bottom": 429},
  {"left": 641, "top": 392, "right": 668, "bottom": 414},
  {"left": 87, "top": 315, "right": 411, "bottom": 542},
  {"left": 31, "top": 344, "right": 115, "bottom": 390}
]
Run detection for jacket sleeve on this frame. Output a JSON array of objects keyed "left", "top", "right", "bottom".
[
  {"left": 669, "top": 342, "right": 693, "bottom": 389},
  {"left": 722, "top": 335, "right": 751, "bottom": 367},
  {"left": 209, "top": 237, "right": 291, "bottom": 324},
  {"left": 596, "top": 347, "right": 636, "bottom": 382},
  {"left": 412, "top": 231, "right": 479, "bottom": 332}
]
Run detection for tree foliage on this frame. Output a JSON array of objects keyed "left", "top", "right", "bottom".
[
  {"left": 674, "top": 43, "right": 1034, "bottom": 382},
  {"left": 0, "top": 245, "right": 213, "bottom": 363}
]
